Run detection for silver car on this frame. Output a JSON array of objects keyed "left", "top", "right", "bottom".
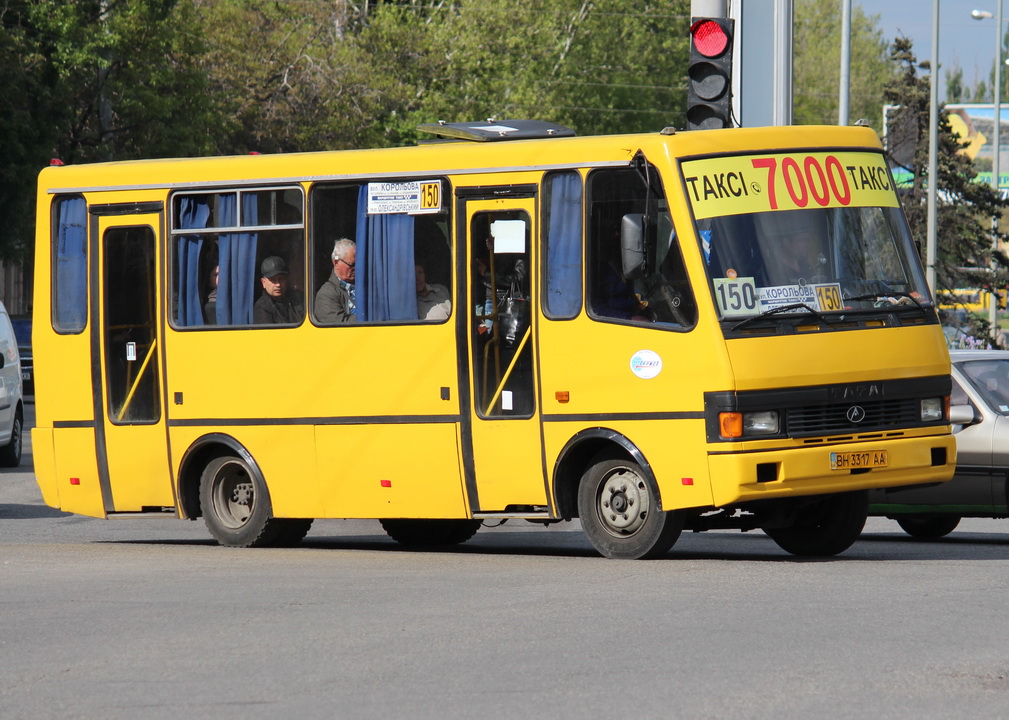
[{"left": 869, "top": 349, "right": 1009, "bottom": 538}]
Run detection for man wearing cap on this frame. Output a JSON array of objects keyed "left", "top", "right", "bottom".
[{"left": 253, "top": 255, "right": 304, "bottom": 324}]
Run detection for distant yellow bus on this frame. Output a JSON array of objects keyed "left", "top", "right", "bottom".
[
  {"left": 32, "top": 120, "right": 954, "bottom": 558},
  {"left": 938, "top": 288, "right": 1003, "bottom": 314}
]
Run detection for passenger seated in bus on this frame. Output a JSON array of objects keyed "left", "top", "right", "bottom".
[
  {"left": 593, "top": 258, "right": 652, "bottom": 322},
  {"left": 416, "top": 263, "right": 450, "bottom": 320},
  {"left": 203, "top": 265, "right": 219, "bottom": 324},
  {"left": 253, "top": 256, "right": 304, "bottom": 324},
  {"left": 315, "top": 238, "right": 356, "bottom": 323}
]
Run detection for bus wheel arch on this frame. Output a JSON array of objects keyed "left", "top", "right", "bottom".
[
  {"left": 178, "top": 434, "right": 313, "bottom": 547},
  {"left": 177, "top": 434, "right": 259, "bottom": 520},
  {"left": 554, "top": 430, "right": 648, "bottom": 520},
  {"left": 554, "top": 431, "right": 682, "bottom": 558}
]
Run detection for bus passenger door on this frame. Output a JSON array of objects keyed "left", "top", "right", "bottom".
[
  {"left": 460, "top": 195, "right": 548, "bottom": 513},
  {"left": 92, "top": 208, "right": 174, "bottom": 513}
]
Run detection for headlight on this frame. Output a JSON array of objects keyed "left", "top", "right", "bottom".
[
  {"left": 920, "top": 397, "right": 944, "bottom": 422},
  {"left": 719, "top": 410, "right": 780, "bottom": 438},
  {"left": 743, "top": 410, "right": 779, "bottom": 435}
]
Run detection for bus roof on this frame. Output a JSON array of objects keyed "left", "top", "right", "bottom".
[{"left": 39, "top": 124, "right": 885, "bottom": 194}]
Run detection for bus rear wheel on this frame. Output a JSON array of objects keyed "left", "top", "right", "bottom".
[
  {"left": 763, "top": 491, "right": 868, "bottom": 557},
  {"left": 895, "top": 515, "right": 961, "bottom": 539},
  {"left": 200, "top": 455, "right": 304, "bottom": 548},
  {"left": 380, "top": 519, "right": 482, "bottom": 546},
  {"left": 577, "top": 457, "right": 683, "bottom": 559}
]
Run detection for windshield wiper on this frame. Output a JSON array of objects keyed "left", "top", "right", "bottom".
[{"left": 731, "top": 302, "right": 830, "bottom": 331}]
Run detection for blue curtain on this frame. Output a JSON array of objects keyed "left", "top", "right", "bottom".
[
  {"left": 545, "top": 172, "right": 582, "bottom": 317},
  {"left": 176, "top": 197, "right": 210, "bottom": 326},
  {"left": 356, "top": 186, "right": 417, "bottom": 322},
  {"left": 216, "top": 194, "right": 258, "bottom": 325},
  {"left": 55, "top": 196, "right": 88, "bottom": 332}
]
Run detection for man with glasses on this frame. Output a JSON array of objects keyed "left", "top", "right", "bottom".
[{"left": 315, "top": 238, "right": 357, "bottom": 323}]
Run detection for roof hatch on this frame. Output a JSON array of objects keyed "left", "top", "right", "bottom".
[{"left": 417, "top": 119, "right": 576, "bottom": 142}]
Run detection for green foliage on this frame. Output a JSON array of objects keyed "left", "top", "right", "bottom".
[
  {"left": 0, "top": 0, "right": 219, "bottom": 264},
  {"left": 793, "top": 0, "right": 894, "bottom": 129},
  {"left": 196, "top": 0, "right": 689, "bottom": 150},
  {"left": 884, "top": 37, "right": 1009, "bottom": 334},
  {"left": 410, "top": 0, "right": 688, "bottom": 136}
]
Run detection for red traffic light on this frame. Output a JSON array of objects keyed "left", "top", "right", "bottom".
[{"left": 690, "top": 19, "right": 728, "bottom": 57}]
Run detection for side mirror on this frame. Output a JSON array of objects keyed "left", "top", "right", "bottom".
[
  {"left": 949, "top": 404, "right": 977, "bottom": 426},
  {"left": 620, "top": 213, "right": 646, "bottom": 280}
]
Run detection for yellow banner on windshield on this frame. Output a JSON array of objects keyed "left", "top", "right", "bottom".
[{"left": 682, "top": 151, "right": 898, "bottom": 220}]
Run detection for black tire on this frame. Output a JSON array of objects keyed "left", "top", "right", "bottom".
[
  {"left": 895, "top": 515, "right": 961, "bottom": 539},
  {"left": 577, "top": 457, "right": 683, "bottom": 559},
  {"left": 273, "top": 518, "right": 315, "bottom": 547},
  {"left": 763, "top": 490, "right": 868, "bottom": 557},
  {"left": 0, "top": 412, "right": 22, "bottom": 468},
  {"left": 200, "top": 455, "right": 288, "bottom": 548},
  {"left": 380, "top": 519, "right": 481, "bottom": 546}
]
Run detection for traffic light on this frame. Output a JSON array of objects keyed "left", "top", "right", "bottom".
[{"left": 687, "top": 17, "right": 735, "bottom": 131}]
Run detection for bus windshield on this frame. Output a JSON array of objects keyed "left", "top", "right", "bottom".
[{"left": 681, "top": 150, "right": 931, "bottom": 326}]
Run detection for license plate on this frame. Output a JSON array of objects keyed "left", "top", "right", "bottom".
[{"left": 830, "top": 450, "right": 888, "bottom": 470}]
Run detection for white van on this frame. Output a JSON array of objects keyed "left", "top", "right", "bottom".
[{"left": 0, "top": 302, "right": 24, "bottom": 466}]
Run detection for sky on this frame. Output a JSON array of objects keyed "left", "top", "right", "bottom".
[{"left": 869, "top": 0, "right": 1003, "bottom": 101}]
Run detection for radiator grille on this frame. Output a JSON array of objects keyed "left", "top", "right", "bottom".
[{"left": 786, "top": 398, "right": 919, "bottom": 436}]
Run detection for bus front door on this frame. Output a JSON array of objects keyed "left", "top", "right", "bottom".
[
  {"left": 461, "top": 196, "right": 548, "bottom": 513},
  {"left": 92, "top": 208, "right": 174, "bottom": 514}
]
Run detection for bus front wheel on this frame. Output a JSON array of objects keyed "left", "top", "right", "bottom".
[
  {"left": 763, "top": 491, "right": 868, "bottom": 557},
  {"left": 577, "top": 457, "right": 683, "bottom": 559},
  {"left": 200, "top": 455, "right": 308, "bottom": 548}
]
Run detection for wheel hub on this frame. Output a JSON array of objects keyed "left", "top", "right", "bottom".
[{"left": 598, "top": 469, "right": 650, "bottom": 536}]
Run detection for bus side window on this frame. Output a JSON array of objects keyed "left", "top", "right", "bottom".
[
  {"left": 171, "top": 188, "right": 305, "bottom": 328},
  {"left": 543, "top": 171, "right": 583, "bottom": 319},
  {"left": 587, "top": 167, "right": 696, "bottom": 327},
  {"left": 52, "top": 195, "right": 88, "bottom": 334},
  {"left": 310, "top": 182, "right": 452, "bottom": 325}
]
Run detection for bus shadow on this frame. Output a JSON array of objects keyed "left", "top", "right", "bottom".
[
  {"left": 96, "top": 527, "right": 1009, "bottom": 562},
  {"left": 0, "top": 503, "right": 72, "bottom": 520}
]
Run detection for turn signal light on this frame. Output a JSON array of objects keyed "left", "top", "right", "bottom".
[{"left": 719, "top": 412, "right": 743, "bottom": 438}]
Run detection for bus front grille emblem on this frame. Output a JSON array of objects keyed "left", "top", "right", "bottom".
[{"left": 846, "top": 406, "right": 866, "bottom": 423}]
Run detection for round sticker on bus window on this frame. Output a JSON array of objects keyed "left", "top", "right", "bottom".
[{"left": 630, "top": 350, "right": 662, "bottom": 379}]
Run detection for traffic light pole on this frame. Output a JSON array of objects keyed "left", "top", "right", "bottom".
[{"left": 690, "top": 0, "right": 725, "bottom": 15}]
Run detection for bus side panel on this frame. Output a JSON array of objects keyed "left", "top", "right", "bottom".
[
  {"left": 164, "top": 326, "right": 458, "bottom": 420},
  {"left": 538, "top": 317, "right": 729, "bottom": 511},
  {"left": 51, "top": 427, "right": 105, "bottom": 518},
  {"left": 170, "top": 426, "right": 324, "bottom": 519},
  {"left": 315, "top": 423, "right": 467, "bottom": 519}
]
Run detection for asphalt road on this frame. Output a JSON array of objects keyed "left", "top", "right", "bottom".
[{"left": 3, "top": 404, "right": 1009, "bottom": 719}]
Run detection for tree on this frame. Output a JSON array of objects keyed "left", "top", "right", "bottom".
[
  {"left": 197, "top": 0, "right": 690, "bottom": 151},
  {"left": 793, "top": 0, "right": 894, "bottom": 130},
  {"left": 884, "top": 38, "right": 1009, "bottom": 342},
  {"left": 0, "top": 0, "right": 219, "bottom": 264},
  {"left": 408, "top": 0, "right": 688, "bottom": 138}
]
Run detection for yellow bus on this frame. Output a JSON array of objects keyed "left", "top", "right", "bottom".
[
  {"left": 937, "top": 288, "right": 1004, "bottom": 315},
  {"left": 32, "top": 120, "right": 955, "bottom": 559}
]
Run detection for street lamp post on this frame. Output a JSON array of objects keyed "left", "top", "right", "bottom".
[{"left": 973, "top": 5, "right": 1003, "bottom": 340}]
